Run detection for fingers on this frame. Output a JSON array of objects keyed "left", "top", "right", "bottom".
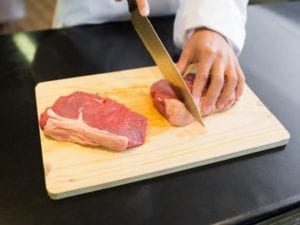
[
  {"left": 216, "top": 60, "right": 238, "bottom": 111},
  {"left": 192, "top": 56, "right": 213, "bottom": 107},
  {"left": 177, "top": 48, "right": 192, "bottom": 75},
  {"left": 136, "top": 0, "right": 149, "bottom": 16},
  {"left": 115, "top": 0, "right": 149, "bottom": 16},
  {"left": 224, "top": 95, "right": 236, "bottom": 110},
  {"left": 178, "top": 51, "right": 244, "bottom": 115},
  {"left": 176, "top": 28, "right": 246, "bottom": 116},
  {"left": 235, "top": 62, "right": 245, "bottom": 101},
  {"left": 201, "top": 58, "right": 225, "bottom": 115},
  {"left": 177, "top": 48, "right": 214, "bottom": 111}
]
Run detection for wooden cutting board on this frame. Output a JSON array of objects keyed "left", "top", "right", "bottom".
[{"left": 35, "top": 66, "right": 290, "bottom": 199}]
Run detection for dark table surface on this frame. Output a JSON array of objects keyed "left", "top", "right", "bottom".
[{"left": 1, "top": 2, "right": 300, "bottom": 225}]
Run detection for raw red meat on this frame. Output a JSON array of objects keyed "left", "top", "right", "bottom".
[
  {"left": 150, "top": 79, "right": 193, "bottom": 126},
  {"left": 151, "top": 73, "right": 237, "bottom": 126},
  {"left": 40, "top": 91, "right": 147, "bottom": 151},
  {"left": 150, "top": 73, "right": 204, "bottom": 127}
]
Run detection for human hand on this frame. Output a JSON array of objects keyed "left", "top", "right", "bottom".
[
  {"left": 177, "top": 28, "right": 245, "bottom": 116},
  {"left": 115, "top": 0, "right": 149, "bottom": 16}
]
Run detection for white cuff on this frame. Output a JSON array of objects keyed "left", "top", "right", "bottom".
[{"left": 174, "top": 0, "right": 248, "bottom": 55}]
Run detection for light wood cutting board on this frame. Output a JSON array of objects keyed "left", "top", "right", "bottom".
[{"left": 35, "top": 66, "right": 290, "bottom": 199}]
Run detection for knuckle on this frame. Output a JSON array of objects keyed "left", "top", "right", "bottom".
[
  {"left": 227, "top": 73, "right": 238, "bottom": 85},
  {"left": 215, "top": 50, "right": 225, "bottom": 59},
  {"left": 200, "top": 73, "right": 209, "bottom": 82},
  {"left": 231, "top": 75, "right": 238, "bottom": 84},
  {"left": 203, "top": 44, "right": 217, "bottom": 56},
  {"left": 214, "top": 76, "right": 224, "bottom": 86}
]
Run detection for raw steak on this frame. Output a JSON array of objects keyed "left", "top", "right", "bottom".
[
  {"left": 39, "top": 91, "right": 147, "bottom": 151},
  {"left": 150, "top": 73, "right": 204, "bottom": 127}
]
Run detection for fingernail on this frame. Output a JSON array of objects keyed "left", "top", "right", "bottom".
[
  {"left": 141, "top": 6, "right": 149, "bottom": 16},
  {"left": 203, "top": 104, "right": 213, "bottom": 115},
  {"left": 218, "top": 102, "right": 225, "bottom": 110},
  {"left": 193, "top": 96, "right": 200, "bottom": 106}
]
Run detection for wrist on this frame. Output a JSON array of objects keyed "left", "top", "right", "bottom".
[
  {"left": 194, "top": 27, "right": 228, "bottom": 42},
  {"left": 193, "top": 27, "right": 235, "bottom": 53}
]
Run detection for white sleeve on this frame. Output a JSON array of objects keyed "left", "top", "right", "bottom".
[{"left": 174, "top": 0, "right": 249, "bottom": 55}]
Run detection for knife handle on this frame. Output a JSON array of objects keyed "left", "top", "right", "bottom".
[{"left": 127, "top": 0, "right": 137, "bottom": 12}]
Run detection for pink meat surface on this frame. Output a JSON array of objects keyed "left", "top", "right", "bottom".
[
  {"left": 150, "top": 73, "right": 205, "bottom": 127},
  {"left": 40, "top": 91, "right": 147, "bottom": 151}
]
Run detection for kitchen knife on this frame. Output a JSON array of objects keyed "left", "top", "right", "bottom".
[{"left": 127, "top": 0, "right": 204, "bottom": 126}]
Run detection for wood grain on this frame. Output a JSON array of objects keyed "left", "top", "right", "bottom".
[{"left": 35, "top": 66, "right": 290, "bottom": 199}]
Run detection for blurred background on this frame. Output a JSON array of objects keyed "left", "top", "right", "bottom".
[{"left": 0, "top": 0, "right": 298, "bottom": 35}]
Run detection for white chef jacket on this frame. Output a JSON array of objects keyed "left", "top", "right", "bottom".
[
  {"left": 53, "top": 0, "right": 248, "bottom": 54},
  {"left": 0, "top": 0, "right": 25, "bottom": 23}
]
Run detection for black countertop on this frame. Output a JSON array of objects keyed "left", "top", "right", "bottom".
[{"left": 1, "top": 2, "right": 300, "bottom": 225}]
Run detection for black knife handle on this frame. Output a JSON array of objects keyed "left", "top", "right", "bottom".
[{"left": 127, "top": 0, "right": 137, "bottom": 12}]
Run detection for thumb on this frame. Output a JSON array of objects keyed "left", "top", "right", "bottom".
[{"left": 136, "top": 0, "right": 149, "bottom": 16}]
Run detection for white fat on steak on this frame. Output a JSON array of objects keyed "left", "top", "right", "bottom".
[{"left": 43, "top": 108, "right": 129, "bottom": 151}]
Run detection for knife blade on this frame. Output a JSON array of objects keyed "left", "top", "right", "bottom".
[{"left": 127, "top": 0, "right": 204, "bottom": 126}]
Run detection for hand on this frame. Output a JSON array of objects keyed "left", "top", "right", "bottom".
[
  {"left": 177, "top": 28, "right": 245, "bottom": 116},
  {"left": 116, "top": 0, "right": 149, "bottom": 16}
]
